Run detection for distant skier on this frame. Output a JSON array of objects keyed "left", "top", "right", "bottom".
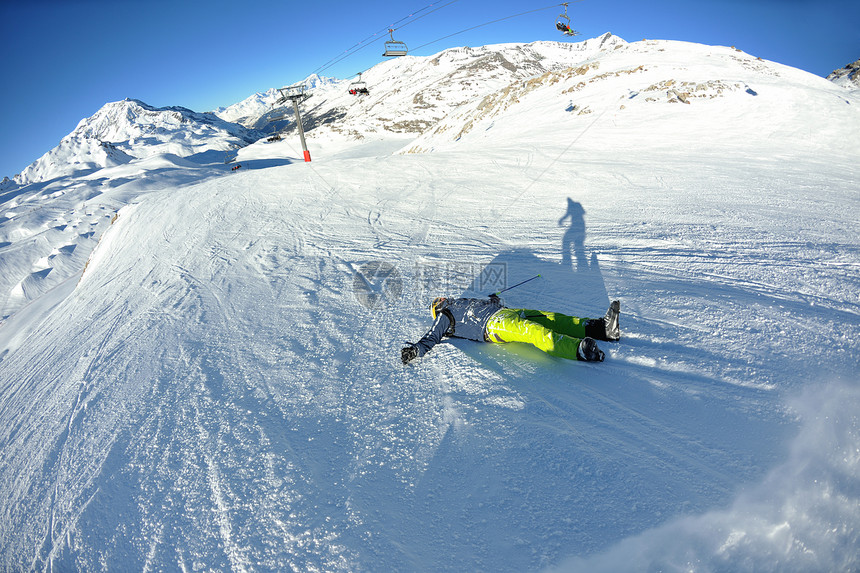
[{"left": 401, "top": 296, "right": 620, "bottom": 364}]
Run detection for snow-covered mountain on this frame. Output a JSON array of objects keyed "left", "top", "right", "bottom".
[
  {"left": 403, "top": 38, "right": 852, "bottom": 154},
  {"left": 212, "top": 87, "right": 281, "bottom": 125},
  {"left": 14, "top": 99, "right": 260, "bottom": 185},
  {"left": 1, "top": 34, "right": 859, "bottom": 572},
  {"left": 212, "top": 74, "right": 343, "bottom": 130},
  {"left": 828, "top": 57, "right": 860, "bottom": 89},
  {"left": 260, "top": 34, "right": 628, "bottom": 143}
]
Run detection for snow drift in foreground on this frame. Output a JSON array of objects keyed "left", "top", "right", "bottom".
[{"left": 553, "top": 380, "right": 860, "bottom": 573}]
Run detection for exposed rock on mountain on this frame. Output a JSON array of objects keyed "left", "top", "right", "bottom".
[{"left": 827, "top": 58, "right": 860, "bottom": 89}]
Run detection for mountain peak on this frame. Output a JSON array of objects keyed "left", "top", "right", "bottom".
[
  {"left": 827, "top": 58, "right": 860, "bottom": 89},
  {"left": 15, "top": 99, "right": 259, "bottom": 185}
]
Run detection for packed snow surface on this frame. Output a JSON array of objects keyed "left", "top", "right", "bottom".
[{"left": 1, "top": 36, "right": 859, "bottom": 571}]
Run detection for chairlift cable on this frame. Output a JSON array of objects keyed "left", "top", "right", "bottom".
[
  {"left": 409, "top": 3, "right": 580, "bottom": 54},
  {"left": 306, "top": 2, "right": 585, "bottom": 95},
  {"left": 387, "top": 0, "right": 458, "bottom": 32},
  {"left": 310, "top": 32, "right": 386, "bottom": 77},
  {"left": 389, "top": 0, "right": 461, "bottom": 33},
  {"left": 310, "top": 0, "right": 460, "bottom": 77},
  {"left": 313, "top": 40, "right": 381, "bottom": 77}
]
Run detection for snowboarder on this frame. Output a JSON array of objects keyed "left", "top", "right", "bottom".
[{"left": 401, "top": 296, "right": 620, "bottom": 364}]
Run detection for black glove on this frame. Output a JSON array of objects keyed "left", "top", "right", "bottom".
[
  {"left": 489, "top": 294, "right": 500, "bottom": 304},
  {"left": 401, "top": 345, "right": 419, "bottom": 365}
]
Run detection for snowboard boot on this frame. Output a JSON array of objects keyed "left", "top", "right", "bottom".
[
  {"left": 577, "top": 337, "right": 605, "bottom": 362},
  {"left": 604, "top": 300, "right": 620, "bottom": 341},
  {"left": 583, "top": 300, "right": 621, "bottom": 342}
]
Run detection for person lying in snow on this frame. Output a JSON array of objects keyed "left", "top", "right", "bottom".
[{"left": 401, "top": 296, "right": 620, "bottom": 364}]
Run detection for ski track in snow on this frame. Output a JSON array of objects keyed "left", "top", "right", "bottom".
[{"left": 1, "top": 37, "right": 859, "bottom": 572}]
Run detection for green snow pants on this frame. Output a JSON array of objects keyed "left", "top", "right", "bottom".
[{"left": 485, "top": 308, "right": 588, "bottom": 361}]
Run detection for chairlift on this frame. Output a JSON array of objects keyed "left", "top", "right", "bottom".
[
  {"left": 555, "top": 3, "right": 580, "bottom": 36},
  {"left": 382, "top": 29, "right": 408, "bottom": 57},
  {"left": 269, "top": 107, "right": 288, "bottom": 122},
  {"left": 349, "top": 72, "right": 370, "bottom": 95}
]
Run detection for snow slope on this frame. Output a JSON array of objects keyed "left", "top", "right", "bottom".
[{"left": 1, "top": 36, "right": 859, "bottom": 571}]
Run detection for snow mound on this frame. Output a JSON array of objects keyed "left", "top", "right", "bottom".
[
  {"left": 81, "top": 152, "right": 201, "bottom": 180},
  {"left": 552, "top": 381, "right": 860, "bottom": 573},
  {"left": 16, "top": 137, "right": 133, "bottom": 183}
]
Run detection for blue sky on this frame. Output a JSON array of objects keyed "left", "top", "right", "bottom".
[{"left": 1, "top": 0, "right": 857, "bottom": 180}]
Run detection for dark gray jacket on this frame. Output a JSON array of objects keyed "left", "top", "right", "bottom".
[{"left": 414, "top": 297, "right": 504, "bottom": 358}]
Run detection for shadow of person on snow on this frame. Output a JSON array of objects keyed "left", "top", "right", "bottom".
[
  {"left": 459, "top": 197, "right": 609, "bottom": 318},
  {"left": 559, "top": 197, "right": 588, "bottom": 271}
]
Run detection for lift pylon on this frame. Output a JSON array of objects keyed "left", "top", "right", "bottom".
[{"left": 276, "top": 85, "right": 312, "bottom": 162}]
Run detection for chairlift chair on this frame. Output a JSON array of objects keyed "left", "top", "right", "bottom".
[
  {"left": 383, "top": 29, "right": 408, "bottom": 57},
  {"left": 556, "top": 3, "right": 580, "bottom": 36},
  {"left": 269, "top": 107, "right": 287, "bottom": 122},
  {"left": 349, "top": 73, "right": 370, "bottom": 95}
]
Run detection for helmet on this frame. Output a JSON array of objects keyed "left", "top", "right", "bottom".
[{"left": 430, "top": 297, "right": 447, "bottom": 319}]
